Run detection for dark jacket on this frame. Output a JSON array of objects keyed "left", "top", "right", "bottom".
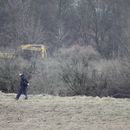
[{"left": 20, "top": 75, "right": 29, "bottom": 89}]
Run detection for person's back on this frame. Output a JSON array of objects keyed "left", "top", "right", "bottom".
[{"left": 20, "top": 75, "right": 28, "bottom": 89}]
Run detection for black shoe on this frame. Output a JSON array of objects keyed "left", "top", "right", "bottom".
[{"left": 25, "top": 97, "right": 28, "bottom": 100}]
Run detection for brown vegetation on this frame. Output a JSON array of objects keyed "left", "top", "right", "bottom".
[
  {"left": 0, "top": 92, "right": 130, "bottom": 130},
  {"left": 0, "top": 45, "right": 130, "bottom": 98}
]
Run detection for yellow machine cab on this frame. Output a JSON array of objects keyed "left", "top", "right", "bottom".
[{"left": 20, "top": 44, "right": 47, "bottom": 58}]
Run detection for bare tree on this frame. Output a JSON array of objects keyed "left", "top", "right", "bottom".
[
  {"left": 75, "top": 0, "right": 126, "bottom": 58},
  {"left": 3, "top": 0, "right": 45, "bottom": 46},
  {"left": 54, "top": 0, "right": 74, "bottom": 48}
]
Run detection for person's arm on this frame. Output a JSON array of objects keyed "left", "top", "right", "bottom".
[{"left": 24, "top": 79, "right": 29, "bottom": 86}]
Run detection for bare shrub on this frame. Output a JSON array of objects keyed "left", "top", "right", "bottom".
[
  {"left": 0, "top": 45, "right": 130, "bottom": 98},
  {"left": 0, "top": 57, "right": 20, "bottom": 92},
  {"left": 29, "top": 45, "right": 130, "bottom": 97},
  {"left": 29, "top": 57, "right": 65, "bottom": 95},
  {"left": 99, "top": 59, "right": 130, "bottom": 98},
  {"left": 57, "top": 45, "right": 130, "bottom": 97},
  {"left": 57, "top": 45, "right": 105, "bottom": 96},
  {"left": 0, "top": 54, "right": 36, "bottom": 93},
  {"left": 28, "top": 45, "right": 105, "bottom": 96}
]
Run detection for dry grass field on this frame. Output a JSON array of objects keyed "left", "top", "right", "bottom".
[{"left": 0, "top": 91, "right": 130, "bottom": 130}]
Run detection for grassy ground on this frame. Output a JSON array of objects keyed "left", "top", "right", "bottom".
[{"left": 0, "top": 92, "right": 130, "bottom": 130}]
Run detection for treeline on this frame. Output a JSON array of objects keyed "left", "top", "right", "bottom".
[
  {"left": 0, "top": 0, "right": 130, "bottom": 97},
  {"left": 0, "top": 0, "right": 130, "bottom": 58}
]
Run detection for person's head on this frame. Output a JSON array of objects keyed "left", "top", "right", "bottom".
[{"left": 19, "top": 73, "right": 24, "bottom": 79}]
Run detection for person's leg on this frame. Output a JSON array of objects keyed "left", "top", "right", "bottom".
[
  {"left": 23, "top": 88, "right": 28, "bottom": 100},
  {"left": 16, "top": 88, "right": 22, "bottom": 100}
]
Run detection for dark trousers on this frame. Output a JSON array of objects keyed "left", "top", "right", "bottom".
[{"left": 16, "top": 87, "right": 28, "bottom": 100}]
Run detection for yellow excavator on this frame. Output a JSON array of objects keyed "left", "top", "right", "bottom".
[
  {"left": 0, "top": 44, "right": 47, "bottom": 59},
  {"left": 0, "top": 52, "right": 15, "bottom": 59},
  {"left": 20, "top": 44, "right": 47, "bottom": 59}
]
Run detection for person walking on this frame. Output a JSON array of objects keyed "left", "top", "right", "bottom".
[{"left": 16, "top": 73, "right": 29, "bottom": 100}]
